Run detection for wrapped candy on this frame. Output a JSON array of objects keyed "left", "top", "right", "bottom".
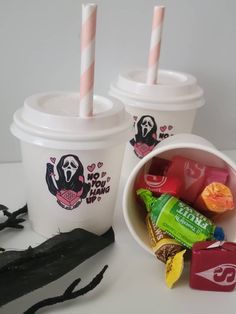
[
  {"left": 135, "top": 173, "right": 182, "bottom": 197},
  {"left": 148, "top": 157, "right": 170, "bottom": 176},
  {"left": 190, "top": 241, "right": 236, "bottom": 292},
  {"left": 146, "top": 215, "right": 183, "bottom": 263},
  {"left": 166, "top": 250, "right": 186, "bottom": 289},
  {"left": 194, "top": 182, "right": 234, "bottom": 214},
  {"left": 137, "top": 189, "right": 225, "bottom": 249},
  {"left": 145, "top": 215, "right": 186, "bottom": 288},
  {"left": 166, "top": 155, "right": 230, "bottom": 205},
  {"left": 203, "top": 166, "right": 228, "bottom": 189},
  {"left": 166, "top": 156, "right": 206, "bottom": 203}
]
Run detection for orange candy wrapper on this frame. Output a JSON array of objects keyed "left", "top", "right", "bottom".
[{"left": 195, "top": 182, "right": 234, "bottom": 214}]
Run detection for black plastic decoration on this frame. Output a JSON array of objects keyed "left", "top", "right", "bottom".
[
  {"left": 24, "top": 265, "right": 108, "bottom": 314},
  {"left": 0, "top": 204, "right": 28, "bottom": 231},
  {"left": 0, "top": 227, "right": 114, "bottom": 307}
]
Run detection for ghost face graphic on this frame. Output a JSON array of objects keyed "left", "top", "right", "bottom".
[
  {"left": 129, "top": 115, "right": 159, "bottom": 159},
  {"left": 46, "top": 154, "right": 91, "bottom": 210},
  {"left": 62, "top": 156, "right": 79, "bottom": 183},
  {"left": 140, "top": 116, "right": 155, "bottom": 138}
]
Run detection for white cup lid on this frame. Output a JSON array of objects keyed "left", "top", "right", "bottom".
[
  {"left": 110, "top": 69, "right": 205, "bottom": 111},
  {"left": 11, "top": 92, "right": 132, "bottom": 149}
]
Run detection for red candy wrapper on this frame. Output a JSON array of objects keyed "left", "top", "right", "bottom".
[
  {"left": 148, "top": 157, "right": 171, "bottom": 176},
  {"left": 190, "top": 241, "right": 236, "bottom": 292},
  {"left": 135, "top": 173, "right": 182, "bottom": 197},
  {"left": 166, "top": 156, "right": 206, "bottom": 203}
]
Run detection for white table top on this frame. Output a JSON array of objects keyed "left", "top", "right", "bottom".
[{"left": 1, "top": 150, "right": 236, "bottom": 314}]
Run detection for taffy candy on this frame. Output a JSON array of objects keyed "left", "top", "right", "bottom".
[
  {"left": 195, "top": 182, "right": 234, "bottom": 214},
  {"left": 135, "top": 173, "right": 182, "bottom": 197},
  {"left": 137, "top": 189, "right": 225, "bottom": 249},
  {"left": 190, "top": 241, "right": 236, "bottom": 292},
  {"left": 166, "top": 156, "right": 206, "bottom": 203},
  {"left": 203, "top": 166, "right": 228, "bottom": 189},
  {"left": 146, "top": 215, "right": 186, "bottom": 288}
]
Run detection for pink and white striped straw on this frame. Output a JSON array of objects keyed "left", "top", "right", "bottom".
[
  {"left": 79, "top": 3, "right": 97, "bottom": 117},
  {"left": 146, "top": 6, "right": 165, "bottom": 85}
]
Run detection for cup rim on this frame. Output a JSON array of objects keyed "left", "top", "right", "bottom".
[
  {"left": 11, "top": 92, "right": 132, "bottom": 150},
  {"left": 110, "top": 68, "right": 205, "bottom": 111}
]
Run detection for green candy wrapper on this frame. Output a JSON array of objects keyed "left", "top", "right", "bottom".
[{"left": 137, "top": 189, "right": 224, "bottom": 248}]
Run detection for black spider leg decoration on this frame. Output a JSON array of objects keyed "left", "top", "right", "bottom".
[
  {"left": 24, "top": 265, "right": 109, "bottom": 314},
  {"left": 0, "top": 204, "right": 28, "bottom": 231}
]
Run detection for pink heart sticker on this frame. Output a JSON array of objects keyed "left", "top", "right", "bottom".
[
  {"left": 50, "top": 157, "right": 56, "bottom": 164},
  {"left": 107, "top": 177, "right": 111, "bottom": 182},
  {"left": 97, "top": 197, "right": 101, "bottom": 201},
  {"left": 160, "top": 125, "right": 167, "bottom": 132},
  {"left": 87, "top": 163, "right": 96, "bottom": 172},
  {"left": 97, "top": 162, "right": 103, "bottom": 168},
  {"left": 133, "top": 116, "right": 138, "bottom": 121},
  {"left": 168, "top": 125, "right": 173, "bottom": 131},
  {"left": 101, "top": 172, "right": 106, "bottom": 178}
]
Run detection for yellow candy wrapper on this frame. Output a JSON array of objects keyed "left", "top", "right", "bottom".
[
  {"left": 165, "top": 249, "right": 186, "bottom": 288},
  {"left": 146, "top": 215, "right": 186, "bottom": 288},
  {"left": 146, "top": 215, "right": 183, "bottom": 263}
]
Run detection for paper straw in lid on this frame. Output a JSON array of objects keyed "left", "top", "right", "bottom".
[
  {"left": 147, "top": 6, "right": 165, "bottom": 85},
  {"left": 79, "top": 3, "right": 97, "bottom": 117}
]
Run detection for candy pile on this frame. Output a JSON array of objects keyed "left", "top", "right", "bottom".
[{"left": 135, "top": 155, "right": 236, "bottom": 291}]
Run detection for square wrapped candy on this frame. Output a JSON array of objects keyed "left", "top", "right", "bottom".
[
  {"left": 135, "top": 174, "right": 182, "bottom": 197},
  {"left": 190, "top": 241, "right": 236, "bottom": 292},
  {"left": 149, "top": 157, "right": 171, "bottom": 176},
  {"left": 166, "top": 156, "right": 206, "bottom": 203},
  {"left": 203, "top": 166, "right": 228, "bottom": 189}
]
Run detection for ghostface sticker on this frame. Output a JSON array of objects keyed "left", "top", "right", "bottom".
[
  {"left": 130, "top": 115, "right": 175, "bottom": 158},
  {"left": 130, "top": 115, "right": 160, "bottom": 158},
  {"left": 46, "top": 154, "right": 90, "bottom": 210}
]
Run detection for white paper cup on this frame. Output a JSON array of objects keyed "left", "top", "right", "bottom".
[
  {"left": 110, "top": 69, "right": 205, "bottom": 175},
  {"left": 11, "top": 92, "right": 131, "bottom": 237},
  {"left": 123, "top": 133, "right": 236, "bottom": 254}
]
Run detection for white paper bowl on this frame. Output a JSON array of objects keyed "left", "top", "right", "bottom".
[{"left": 123, "top": 133, "right": 236, "bottom": 254}]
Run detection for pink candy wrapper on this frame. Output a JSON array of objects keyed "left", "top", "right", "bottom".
[{"left": 202, "top": 166, "right": 228, "bottom": 189}]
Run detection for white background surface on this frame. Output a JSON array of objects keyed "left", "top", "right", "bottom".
[
  {"left": 0, "top": 0, "right": 235, "bottom": 162},
  {"left": 0, "top": 151, "right": 236, "bottom": 314}
]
